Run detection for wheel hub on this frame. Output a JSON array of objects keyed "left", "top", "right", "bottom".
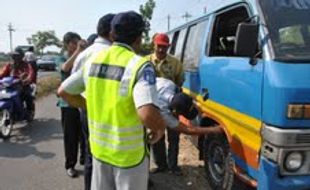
[{"left": 209, "top": 142, "right": 226, "bottom": 182}]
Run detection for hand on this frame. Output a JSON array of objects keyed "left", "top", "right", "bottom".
[
  {"left": 19, "top": 73, "right": 29, "bottom": 85},
  {"left": 76, "top": 40, "right": 87, "bottom": 53},
  {"left": 19, "top": 73, "right": 27, "bottom": 80},
  {"left": 147, "top": 129, "right": 165, "bottom": 144}
]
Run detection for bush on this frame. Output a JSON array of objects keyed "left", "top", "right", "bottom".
[{"left": 36, "top": 74, "right": 61, "bottom": 98}]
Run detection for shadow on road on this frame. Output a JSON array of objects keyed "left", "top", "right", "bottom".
[
  {"left": 0, "top": 118, "right": 62, "bottom": 159},
  {"left": 149, "top": 165, "right": 207, "bottom": 190},
  {"left": 149, "top": 165, "right": 256, "bottom": 190}
]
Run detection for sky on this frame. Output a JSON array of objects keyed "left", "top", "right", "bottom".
[{"left": 0, "top": 0, "right": 228, "bottom": 53}]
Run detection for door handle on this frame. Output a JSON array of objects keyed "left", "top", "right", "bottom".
[{"left": 202, "top": 88, "right": 209, "bottom": 101}]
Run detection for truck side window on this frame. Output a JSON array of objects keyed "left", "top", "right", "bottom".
[
  {"left": 183, "top": 20, "right": 208, "bottom": 71},
  {"left": 169, "top": 31, "right": 180, "bottom": 55},
  {"left": 209, "top": 6, "right": 250, "bottom": 57},
  {"left": 174, "top": 29, "right": 187, "bottom": 61}
]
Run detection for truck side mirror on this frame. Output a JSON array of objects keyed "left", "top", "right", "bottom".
[{"left": 234, "top": 22, "right": 259, "bottom": 58}]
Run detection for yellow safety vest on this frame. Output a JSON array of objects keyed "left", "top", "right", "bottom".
[{"left": 84, "top": 44, "right": 148, "bottom": 168}]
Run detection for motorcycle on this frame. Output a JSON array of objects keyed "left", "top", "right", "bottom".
[{"left": 0, "top": 77, "right": 35, "bottom": 139}]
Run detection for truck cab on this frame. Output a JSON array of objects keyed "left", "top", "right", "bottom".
[{"left": 167, "top": 0, "right": 310, "bottom": 189}]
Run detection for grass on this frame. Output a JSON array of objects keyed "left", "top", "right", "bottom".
[{"left": 36, "top": 73, "right": 61, "bottom": 99}]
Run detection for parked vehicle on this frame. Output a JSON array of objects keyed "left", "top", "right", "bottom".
[
  {"left": 15, "top": 45, "right": 34, "bottom": 54},
  {"left": 0, "top": 77, "right": 35, "bottom": 139},
  {"left": 37, "top": 55, "right": 58, "bottom": 71},
  {"left": 167, "top": 0, "right": 310, "bottom": 189}
]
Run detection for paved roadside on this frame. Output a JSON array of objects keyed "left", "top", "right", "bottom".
[{"left": 0, "top": 94, "right": 84, "bottom": 190}]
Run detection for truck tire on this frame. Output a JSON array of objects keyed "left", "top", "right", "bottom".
[{"left": 204, "top": 132, "right": 234, "bottom": 190}]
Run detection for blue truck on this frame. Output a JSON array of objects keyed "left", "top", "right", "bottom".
[{"left": 167, "top": 0, "right": 310, "bottom": 189}]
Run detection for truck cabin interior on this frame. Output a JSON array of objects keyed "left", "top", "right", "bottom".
[{"left": 209, "top": 6, "right": 250, "bottom": 57}]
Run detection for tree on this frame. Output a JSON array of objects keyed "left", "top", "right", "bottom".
[
  {"left": 27, "top": 31, "right": 62, "bottom": 55},
  {"left": 139, "top": 0, "right": 156, "bottom": 44}
]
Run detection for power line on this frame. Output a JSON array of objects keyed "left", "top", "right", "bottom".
[{"left": 167, "top": 14, "right": 171, "bottom": 31}]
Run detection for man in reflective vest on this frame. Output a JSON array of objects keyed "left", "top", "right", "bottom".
[{"left": 58, "top": 11, "right": 166, "bottom": 190}]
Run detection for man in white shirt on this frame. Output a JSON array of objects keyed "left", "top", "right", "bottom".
[
  {"left": 71, "top": 14, "right": 115, "bottom": 73},
  {"left": 145, "top": 77, "right": 222, "bottom": 135},
  {"left": 70, "top": 13, "right": 115, "bottom": 190},
  {"left": 23, "top": 46, "right": 37, "bottom": 83}
]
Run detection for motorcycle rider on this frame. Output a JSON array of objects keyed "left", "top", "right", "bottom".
[{"left": 0, "top": 48, "right": 35, "bottom": 117}]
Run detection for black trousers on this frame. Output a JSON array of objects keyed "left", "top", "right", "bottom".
[
  {"left": 61, "top": 107, "right": 84, "bottom": 169},
  {"left": 152, "top": 128, "right": 180, "bottom": 169},
  {"left": 22, "top": 85, "right": 34, "bottom": 112},
  {"left": 80, "top": 109, "right": 92, "bottom": 190}
]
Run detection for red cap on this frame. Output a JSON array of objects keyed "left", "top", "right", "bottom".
[{"left": 153, "top": 33, "right": 170, "bottom": 46}]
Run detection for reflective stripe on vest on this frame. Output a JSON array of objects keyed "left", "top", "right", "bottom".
[
  {"left": 90, "top": 136, "right": 144, "bottom": 151},
  {"left": 119, "top": 55, "right": 140, "bottom": 96},
  {"left": 86, "top": 45, "right": 148, "bottom": 168}
]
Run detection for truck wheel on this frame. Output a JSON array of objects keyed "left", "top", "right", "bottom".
[
  {"left": 204, "top": 132, "right": 234, "bottom": 190},
  {"left": 0, "top": 109, "right": 14, "bottom": 139}
]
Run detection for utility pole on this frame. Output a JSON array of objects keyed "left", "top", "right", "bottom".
[
  {"left": 167, "top": 14, "right": 171, "bottom": 31},
  {"left": 182, "top": 12, "right": 192, "bottom": 22},
  {"left": 8, "top": 23, "right": 15, "bottom": 52}
]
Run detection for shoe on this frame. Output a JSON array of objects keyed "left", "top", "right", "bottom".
[
  {"left": 66, "top": 168, "right": 78, "bottom": 178},
  {"left": 169, "top": 166, "right": 183, "bottom": 176},
  {"left": 80, "top": 158, "right": 85, "bottom": 165},
  {"left": 150, "top": 166, "right": 168, "bottom": 174},
  {"left": 148, "top": 178, "right": 154, "bottom": 189}
]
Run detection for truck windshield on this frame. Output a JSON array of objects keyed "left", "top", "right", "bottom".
[{"left": 259, "top": 0, "right": 310, "bottom": 62}]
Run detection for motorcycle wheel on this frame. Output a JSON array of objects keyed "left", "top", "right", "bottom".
[{"left": 0, "top": 109, "right": 14, "bottom": 139}]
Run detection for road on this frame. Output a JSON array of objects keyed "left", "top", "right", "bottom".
[
  {"left": 0, "top": 95, "right": 83, "bottom": 190},
  {"left": 0, "top": 94, "right": 253, "bottom": 190}
]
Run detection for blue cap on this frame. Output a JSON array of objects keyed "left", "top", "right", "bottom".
[
  {"left": 111, "top": 11, "right": 145, "bottom": 36},
  {"left": 87, "top": 33, "right": 98, "bottom": 45}
]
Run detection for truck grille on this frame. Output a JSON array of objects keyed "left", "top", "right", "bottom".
[{"left": 296, "top": 133, "right": 310, "bottom": 144}]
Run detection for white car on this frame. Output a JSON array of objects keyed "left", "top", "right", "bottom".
[{"left": 37, "top": 55, "right": 58, "bottom": 71}]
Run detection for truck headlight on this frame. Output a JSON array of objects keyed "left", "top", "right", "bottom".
[
  {"left": 287, "top": 104, "right": 310, "bottom": 119},
  {"left": 284, "top": 151, "right": 304, "bottom": 172}
]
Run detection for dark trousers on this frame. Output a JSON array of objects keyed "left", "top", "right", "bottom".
[
  {"left": 22, "top": 85, "right": 34, "bottom": 111},
  {"left": 80, "top": 109, "right": 92, "bottom": 190},
  {"left": 152, "top": 128, "right": 180, "bottom": 169},
  {"left": 61, "top": 107, "right": 84, "bottom": 169}
]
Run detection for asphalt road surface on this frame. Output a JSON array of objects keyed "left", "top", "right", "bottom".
[
  {"left": 0, "top": 94, "right": 254, "bottom": 190},
  {"left": 0, "top": 95, "right": 84, "bottom": 190}
]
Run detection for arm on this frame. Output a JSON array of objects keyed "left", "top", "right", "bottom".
[
  {"left": 61, "top": 40, "right": 87, "bottom": 72},
  {"left": 57, "top": 69, "right": 86, "bottom": 109},
  {"left": 172, "top": 122, "right": 223, "bottom": 136},
  {"left": 0, "top": 64, "right": 11, "bottom": 78},
  {"left": 61, "top": 51, "right": 80, "bottom": 72},
  {"left": 57, "top": 86, "right": 86, "bottom": 109},
  {"left": 133, "top": 63, "right": 166, "bottom": 144},
  {"left": 137, "top": 104, "right": 166, "bottom": 144},
  {"left": 22, "top": 63, "right": 35, "bottom": 85},
  {"left": 161, "top": 110, "right": 223, "bottom": 135}
]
